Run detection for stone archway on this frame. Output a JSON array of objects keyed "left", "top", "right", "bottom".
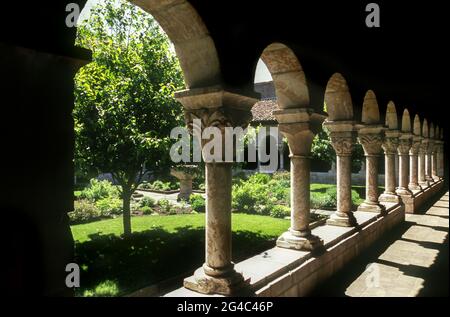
[{"left": 130, "top": 0, "right": 222, "bottom": 89}]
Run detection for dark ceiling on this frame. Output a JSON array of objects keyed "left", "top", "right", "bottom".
[
  {"left": 189, "top": 0, "right": 445, "bottom": 127},
  {"left": 0, "top": 0, "right": 446, "bottom": 129}
]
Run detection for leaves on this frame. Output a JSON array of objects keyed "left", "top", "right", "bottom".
[{"left": 74, "top": 0, "right": 184, "bottom": 188}]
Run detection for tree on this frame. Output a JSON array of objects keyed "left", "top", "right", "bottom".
[{"left": 74, "top": 0, "right": 184, "bottom": 236}]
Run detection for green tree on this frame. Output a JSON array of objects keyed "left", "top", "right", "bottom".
[{"left": 74, "top": 0, "right": 184, "bottom": 236}]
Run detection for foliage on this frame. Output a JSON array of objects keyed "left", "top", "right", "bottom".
[
  {"left": 140, "top": 206, "right": 153, "bottom": 215},
  {"left": 69, "top": 199, "right": 101, "bottom": 224},
  {"left": 139, "top": 196, "right": 156, "bottom": 208},
  {"left": 269, "top": 205, "right": 291, "bottom": 219},
  {"left": 189, "top": 194, "right": 205, "bottom": 213},
  {"left": 311, "top": 130, "right": 335, "bottom": 164},
  {"left": 83, "top": 280, "right": 119, "bottom": 297},
  {"left": 95, "top": 197, "right": 123, "bottom": 217},
  {"left": 71, "top": 213, "right": 289, "bottom": 296},
  {"left": 78, "top": 179, "right": 120, "bottom": 202},
  {"left": 150, "top": 180, "right": 172, "bottom": 191},
  {"left": 74, "top": 0, "right": 184, "bottom": 235},
  {"left": 157, "top": 199, "right": 172, "bottom": 214}
]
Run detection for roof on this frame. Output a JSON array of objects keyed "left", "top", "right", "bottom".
[{"left": 251, "top": 98, "right": 279, "bottom": 123}]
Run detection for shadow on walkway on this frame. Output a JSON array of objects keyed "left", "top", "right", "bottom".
[{"left": 310, "top": 190, "right": 449, "bottom": 297}]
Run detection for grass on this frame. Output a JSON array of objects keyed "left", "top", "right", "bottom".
[
  {"left": 71, "top": 182, "right": 378, "bottom": 296},
  {"left": 71, "top": 213, "right": 289, "bottom": 296}
]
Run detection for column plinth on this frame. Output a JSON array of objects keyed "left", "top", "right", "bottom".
[
  {"left": 274, "top": 109, "right": 325, "bottom": 251},
  {"left": 324, "top": 122, "right": 357, "bottom": 227},
  {"left": 379, "top": 131, "right": 401, "bottom": 203}
]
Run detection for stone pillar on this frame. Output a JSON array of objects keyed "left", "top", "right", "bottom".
[
  {"left": 278, "top": 136, "right": 285, "bottom": 170},
  {"left": 274, "top": 108, "right": 324, "bottom": 250},
  {"left": 324, "top": 122, "right": 357, "bottom": 227},
  {"left": 408, "top": 136, "right": 422, "bottom": 191},
  {"left": 178, "top": 87, "right": 257, "bottom": 295},
  {"left": 418, "top": 140, "right": 429, "bottom": 187},
  {"left": 170, "top": 169, "right": 194, "bottom": 201},
  {"left": 425, "top": 138, "right": 434, "bottom": 183},
  {"left": 396, "top": 134, "right": 413, "bottom": 196},
  {"left": 432, "top": 142, "right": 440, "bottom": 181},
  {"left": 436, "top": 141, "right": 445, "bottom": 178},
  {"left": 357, "top": 130, "right": 385, "bottom": 213},
  {"left": 395, "top": 153, "right": 400, "bottom": 186},
  {"left": 379, "top": 131, "right": 400, "bottom": 203}
]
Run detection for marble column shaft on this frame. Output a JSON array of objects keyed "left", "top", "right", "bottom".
[
  {"left": 408, "top": 137, "right": 422, "bottom": 191},
  {"left": 380, "top": 134, "right": 400, "bottom": 203},
  {"left": 357, "top": 132, "right": 385, "bottom": 212},
  {"left": 396, "top": 135, "right": 413, "bottom": 196}
]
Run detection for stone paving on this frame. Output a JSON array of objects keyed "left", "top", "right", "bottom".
[{"left": 311, "top": 191, "right": 449, "bottom": 297}]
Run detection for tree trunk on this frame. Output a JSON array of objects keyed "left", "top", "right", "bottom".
[{"left": 122, "top": 188, "right": 132, "bottom": 237}]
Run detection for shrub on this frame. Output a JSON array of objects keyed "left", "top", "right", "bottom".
[
  {"left": 150, "top": 180, "right": 171, "bottom": 191},
  {"left": 69, "top": 199, "right": 101, "bottom": 223},
  {"left": 272, "top": 171, "right": 290, "bottom": 182},
  {"left": 247, "top": 173, "right": 271, "bottom": 185},
  {"left": 78, "top": 179, "right": 119, "bottom": 202},
  {"left": 138, "top": 181, "right": 151, "bottom": 190},
  {"left": 140, "top": 196, "right": 156, "bottom": 208},
  {"left": 269, "top": 205, "right": 290, "bottom": 219},
  {"left": 83, "top": 280, "right": 119, "bottom": 297},
  {"left": 157, "top": 199, "right": 171, "bottom": 213},
  {"left": 190, "top": 194, "right": 205, "bottom": 213},
  {"left": 95, "top": 197, "right": 123, "bottom": 217},
  {"left": 141, "top": 206, "right": 153, "bottom": 215}
]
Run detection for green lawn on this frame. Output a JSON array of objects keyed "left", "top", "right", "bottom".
[{"left": 71, "top": 213, "right": 289, "bottom": 296}]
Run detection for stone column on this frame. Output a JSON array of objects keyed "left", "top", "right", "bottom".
[
  {"left": 379, "top": 131, "right": 401, "bottom": 203},
  {"left": 178, "top": 87, "right": 257, "bottom": 295},
  {"left": 278, "top": 135, "right": 285, "bottom": 170},
  {"left": 324, "top": 122, "right": 357, "bottom": 227},
  {"left": 418, "top": 141, "right": 429, "bottom": 187},
  {"left": 408, "top": 136, "right": 422, "bottom": 191},
  {"left": 357, "top": 130, "right": 385, "bottom": 213},
  {"left": 274, "top": 108, "right": 324, "bottom": 250},
  {"left": 170, "top": 168, "right": 194, "bottom": 201},
  {"left": 425, "top": 138, "right": 434, "bottom": 183},
  {"left": 395, "top": 153, "right": 400, "bottom": 186},
  {"left": 432, "top": 142, "right": 440, "bottom": 181},
  {"left": 436, "top": 141, "right": 445, "bottom": 178},
  {"left": 396, "top": 134, "right": 413, "bottom": 196}
]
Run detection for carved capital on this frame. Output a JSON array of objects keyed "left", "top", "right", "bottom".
[
  {"left": 409, "top": 138, "right": 422, "bottom": 155},
  {"left": 419, "top": 139, "right": 429, "bottom": 155},
  {"left": 184, "top": 107, "right": 252, "bottom": 135},
  {"left": 397, "top": 138, "right": 412, "bottom": 155},
  {"left": 382, "top": 137, "right": 399, "bottom": 155},
  {"left": 358, "top": 133, "right": 384, "bottom": 156},
  {"left": 278, "top": 123, "right": 315, "bottom": 156},
  {"left": 330, "top": 132, "right": 355, "bottom": 156}
]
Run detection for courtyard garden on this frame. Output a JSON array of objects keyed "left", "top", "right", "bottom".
[{"left": 70, "top": 172, "right": 374, "bottom": 297}]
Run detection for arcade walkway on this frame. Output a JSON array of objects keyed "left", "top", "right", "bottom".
[{"left": 311, "top": 191, "right": 449, "bottom": 297}]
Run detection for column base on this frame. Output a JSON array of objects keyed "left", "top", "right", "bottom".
[
  {"left": 396, "top": 187, "right": 413, "bottom": 196},
  {"left": 183, "top": 266, "right": 248, "bottom": 296},
  {"left": 408, "top": 183, "right": 422, "bottom": 191},
  {"left": 276, "top": 230, "right": 323, "bottom": 251},
  {"left": 419, "top": 181, "right": 430, "bottom": 188},
  {"left": 425, "top": 177, "right": 435, "bottom": 184},
  {"left": 357, "top": 201, "right": 386, "bottom": 213},
  {"left": 326, "top": 211, "right": 357, "bottom": 227},
  {"left": 379, "top": 192, "right": 401, "bottom": 204}
]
